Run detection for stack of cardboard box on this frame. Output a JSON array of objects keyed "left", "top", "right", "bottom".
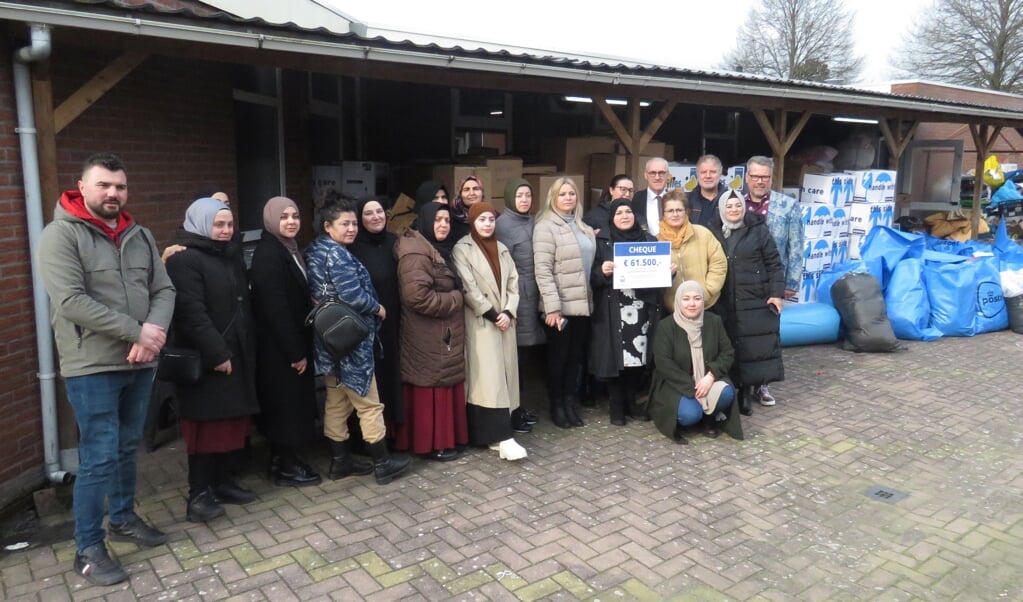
[
  {"left": 847, "top": 170, "right": 897, "bottom": 259},
  {"left": 795, "top": 173, "right": 854, "bottom": 302}
]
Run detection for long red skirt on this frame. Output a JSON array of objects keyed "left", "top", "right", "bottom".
[
  {"left": 180, "top": 416, "right": 251, "bottom": 454},
  {"left": 394, "top": 383, "right": 468, "bottom": 454}
]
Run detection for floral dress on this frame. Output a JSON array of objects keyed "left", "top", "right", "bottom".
[{"left": 618, "top": 288, "right": 651, "bottom": 367}]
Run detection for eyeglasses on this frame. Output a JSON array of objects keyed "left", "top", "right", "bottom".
[
  {"left": 748, "top": 174, "right": 771, "bottom": 181},
  {"left": 664, "top": 208, "right": 686, "bottom": 215},
  {"left": 614, "top": 186, "right": 634, "bottom": 194},
  {"left": 646, "top": 171, "right": 668, "bottom": 178}
]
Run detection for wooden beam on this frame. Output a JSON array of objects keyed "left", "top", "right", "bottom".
[
  {"left": 752, "top": 109, "right": 811, "bottom": 189},
  {"left": 593, "top": 96, "right": 633, "bottom": 155},
  {"left": 628, "top": 100, "right": 642, "bottom": 180},
  {"left": 54, "top": 50, "right": 149, "bottom": 134},
  {"left": 31, "top": 59, "right": 59, "bottom": 220},
  {"left": 878, "top": 118, "right": 919, "bottom": 169},
  {"left": 752, "top": 109, "right": 783, "bottom": 156},
  {"left": 637, "top": 100, "right": 677, "bottom": 152},
  {"left": 782, "top": 111, "right": 812, "bottom": 154}
]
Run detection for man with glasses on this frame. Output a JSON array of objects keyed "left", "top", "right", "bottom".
[
  {"left": 742, "top": 155, "right": 803, "bottom": 407},
  {"left": 687, "top": 155, "right": 728, "bottom": 227},
  {"left": 632, "top": 157, "right": 670, "bottom": 236}
]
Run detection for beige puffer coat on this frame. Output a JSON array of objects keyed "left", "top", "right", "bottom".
[{"left": 532, "top": 212, "right": 595, "bottom": 317}]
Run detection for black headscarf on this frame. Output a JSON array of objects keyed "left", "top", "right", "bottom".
[
  {"left": 416, "top": 202, "right": 462, "bottom": 289},
  {"left": 354, "top": 198, "right": 389, "bottom": 246},
  {"left": 414, "top": 181, "right": 449, "bottom": 214},
  {"left": 608, "top": 198, "right": 646, "bottom": 242}
]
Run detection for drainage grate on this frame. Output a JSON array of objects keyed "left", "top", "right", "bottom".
[{"left": 864, "top": 485, "right": 907, "bottom": 504}]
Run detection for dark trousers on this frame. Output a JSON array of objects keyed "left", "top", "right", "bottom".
[{"left": 543, "top": 316, "right": 589, "bottom": 405}]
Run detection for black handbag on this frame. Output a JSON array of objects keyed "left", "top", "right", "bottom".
[
  {"left": 156, "top": 308, "right": 239, "bottom": 384},
  {"left": 156, "top": 347, "right": 202, "bottom": 384},
  {"left": 306, "top": 298, "right": 371, "bottom": 360}
]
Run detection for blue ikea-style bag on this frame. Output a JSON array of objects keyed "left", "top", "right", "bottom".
[
  {"left": 924, "top": 256, "right": 1008, "bottom": 336},
  {"left": 859, "top": 227, "right": 926, "bottom": 290},
  {"left": 884, "top": 258, "right": 942, "bottom": 341}
]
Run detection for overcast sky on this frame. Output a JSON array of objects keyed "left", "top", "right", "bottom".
[{"left": 324, "top": 0, "right": 934, "bottom": 84}]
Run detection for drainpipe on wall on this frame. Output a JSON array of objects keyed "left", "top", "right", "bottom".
[{"left": 13, "top": 24, "right": 70, "bottom": 485}]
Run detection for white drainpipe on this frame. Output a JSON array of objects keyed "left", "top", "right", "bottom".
[{"left": 14, "top": 23, "right": 71, "bottom": 485}]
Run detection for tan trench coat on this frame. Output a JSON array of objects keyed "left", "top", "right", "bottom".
[{"left": 453, "top": 237, "right": 521, "bottom": 411}]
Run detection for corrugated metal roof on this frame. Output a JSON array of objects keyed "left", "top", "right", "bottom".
[{"left": 8, "top": 0, "right": 1023, "bottom": 121}]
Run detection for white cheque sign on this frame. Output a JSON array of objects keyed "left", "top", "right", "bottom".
[{"left": 613, "top": 241, "right": 671, "bottom": 289}]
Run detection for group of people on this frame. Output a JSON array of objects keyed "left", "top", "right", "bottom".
[{"left": 38, "top": 151, "right": 802, "bottom": 587}]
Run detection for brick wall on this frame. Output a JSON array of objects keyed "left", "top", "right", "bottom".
[{"left": 0, "top": 42, "right": 241, "bottom": 504}]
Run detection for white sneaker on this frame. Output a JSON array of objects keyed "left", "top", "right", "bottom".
[
  {"left": 493, "top": 438, "right": 527, "bottom": 461},
  {"left": 757, "top": 385, "right": 777, "bottom": 406}
]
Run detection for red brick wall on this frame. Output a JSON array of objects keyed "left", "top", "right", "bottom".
[
  {"left": 0, "top": 42, "right": 243, "bottom": 502},
  {"left": 0, "top": 53, "right": 44, "bottom": 502}
]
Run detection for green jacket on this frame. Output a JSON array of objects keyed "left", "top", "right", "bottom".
[
  {"left": 649, "top": 312, "right": 744, "bottom": 441},
  {"left": 38, "top": 202, "right": 176, "bottom": 377}
]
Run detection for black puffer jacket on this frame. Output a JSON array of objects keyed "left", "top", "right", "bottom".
[
  {"left": 165, "top": 231, "right": 258, "bottom": 421},
  {"left": 707, "top": 212, "right": 785, "bottom": 387}
]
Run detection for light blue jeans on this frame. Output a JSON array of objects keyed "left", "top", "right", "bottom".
[
  {"left": 677, "top": 384, "right": 735, "bottom": 426},
  {"left": 64, "top": 368, "right": 155, "bottom": 551}
]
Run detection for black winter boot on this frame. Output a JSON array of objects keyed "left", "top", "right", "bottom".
[
  {"left": 738, "top": 387, "right": 753, "bottom": 416},
  {"left": 550, "top": 398, "right": 571, "bottom": 429},
  {"left": 327, "top": 440, "right": 374, "bottom": 480},
  {"left": 563, "top": 396, "right": 584, "bottom": 427},
  {"left": 186, "top": 454, "right": 224, "bottom": 523},
  {"left": 367, "top": 440, "right": 411, "bottom": 485}
]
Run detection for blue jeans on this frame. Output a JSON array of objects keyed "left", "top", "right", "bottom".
[
  {"left": 64, "top": 368, "right": 155, "bottom": 551},
  {"left": 677, "top": 384, "right": 735, "bottom": 426}
]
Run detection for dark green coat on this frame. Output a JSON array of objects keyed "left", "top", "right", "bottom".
[{"left": 649, "top": 312, "right": 744, "bottom": 441}]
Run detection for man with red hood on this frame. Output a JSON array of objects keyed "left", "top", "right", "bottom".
[{"left": 38, "top": 153, "right": 176, "bottom": 586}]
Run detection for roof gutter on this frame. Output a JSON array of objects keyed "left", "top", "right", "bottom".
[{"left": 1, "top": 2, "right": 1021, "bottom": 125}]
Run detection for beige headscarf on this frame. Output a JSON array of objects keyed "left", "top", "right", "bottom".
[
  {"left": 717, "top": 190, "right": 746, "bottom": 239},
  {"left": 673, "top": 280, "right": 728, "bottom": 414}
]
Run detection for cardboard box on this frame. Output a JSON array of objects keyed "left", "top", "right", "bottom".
[
  {"left": 848, "top": 232, "right": 867, "bottom": 260},
  {"left": 522, "top": 164, "right": 558, "bottom": 175},
  {"left": 803, "top": 237, "right": 833, "bottom": 273},
  {"left": 525, "top": 174, "right": 586, "bottom": 213},
  {"left": 830, "top": 206, "right": 850, "bottom": 237},
  {"left": 541, "top": 137, "right": 617, "bottom": 175},
  {"left": 849, "top": 201, "right": 894, "bottom": 235},
  {"left": 831, "top": 236, "right": 850, "bottom": 265},
  {"left": 463, "top": 157, "right": 523, "bottom": 201},
  {"left": 431, "top": 165, "right": 492, "bottom": 203},
  {"left": 589, "top": 153, "right": 655, "bottom": 193},
  {"left": 668, "top": 164, "right": 697, "bottom": 192},
  {"left": 801, "top": 204, "right": 833, "bottom": 239},
  {"left": 792, "top": 270, "right": 822, "bottom": 304},
  {"left": 801, "top": 173, "right": 852, "bottom": 208},
  {"left": 848, "top": 169, "right": 897, "bottom": 203}
]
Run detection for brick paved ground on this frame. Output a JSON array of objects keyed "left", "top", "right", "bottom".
[{"left": 2, "top": 332, "right": 1022, "bottom": 601}]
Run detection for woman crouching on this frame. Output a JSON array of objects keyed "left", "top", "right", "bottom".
[{"left": 649, "top": 281, "right": 743, "bottom": 444}]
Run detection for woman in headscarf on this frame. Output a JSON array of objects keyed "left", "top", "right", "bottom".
[
  {"left": 414, "top": 181, "right": 450, "bottom": 212},
  {"left": 448, "top": 175, "right": 485, "bottom": 243},
  {"left": 348, "top": 198, "right": 403, "bottom": 437},
  {"left": 306, "top": 198, "right": 412, "bottom": 485},
  {"left": 706, "top": 190, "right": 785, "bottom": 417},
  {"left": 532, "top": 176, "right": 595, "bottom": 428},
  {"left": 394, "top": 203, "right": 469, "bottom": 461},
  {"left": 658, "top": 188, "right": 728, "bottom": 313},
  {"left": 649, "top": 281, "right": 742, "bottom": 444},
  {"left": 165, "top": 198, "right": 259, "bottom": 522},
  {"left": 495, "top": 178, "right": 541, "bottom": 431},
  {"left": 454, "top": 202, "right": 526, "bottom": 460},
  {"left": 248, "top": 196, "right": 321, "bottom": 488},
  {"left": 589, "top": 199, "right": 663, "bottom": 426}
]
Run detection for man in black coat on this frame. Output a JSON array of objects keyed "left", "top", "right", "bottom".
[{"left": 687, "top": 154, "right": 728, "bottom": 228}]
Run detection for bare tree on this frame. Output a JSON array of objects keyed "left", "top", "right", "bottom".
[
  {"left": 894, "top": 0, "right": 1023, "bottom": 92},
  {"left": 722, "top": 0, "right": 863, "bottom": 82}
]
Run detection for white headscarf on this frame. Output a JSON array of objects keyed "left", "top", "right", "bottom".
[{"left": 183, "top": 197, "right": 230, "bottom": 239}]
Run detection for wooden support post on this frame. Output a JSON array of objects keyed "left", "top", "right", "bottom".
[
  {"left": 751, "top": 109, "right": 811, "bottom": 190},
  {"left": 594, "top": 97, "right": 678, "bottom": 182},
  {"left": 968, "top": 123, "right": 1003, "bottom": 240},
  {"left": 878, "top": 118, "right": 919, "bottom": 170},
  {"left": 54, "top": 51, "right": 148, "bottom": 134}
]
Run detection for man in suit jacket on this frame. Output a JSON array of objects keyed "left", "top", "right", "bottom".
[{"left": 632, "top": 157, "right": 669, "bottom": 236}]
